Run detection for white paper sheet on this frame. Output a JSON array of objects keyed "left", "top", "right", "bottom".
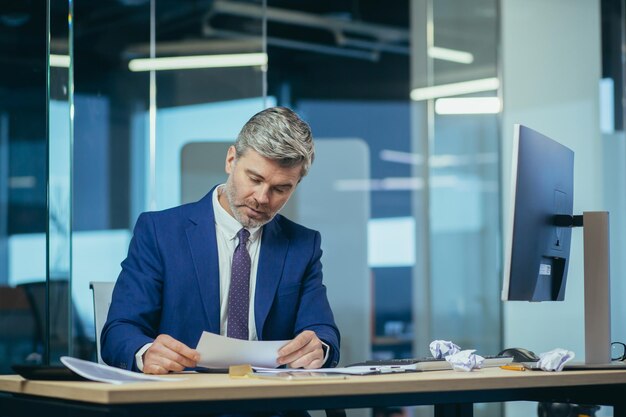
[
  {"left": 60, "top": 356, "right": 185, "bottom": 384},
  {"left": 195, "top": 331, "right": 289, "bottom": 368}
]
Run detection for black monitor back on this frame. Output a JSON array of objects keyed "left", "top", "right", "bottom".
[{"left": 502, "top": 124, "right": 574, "bottom": 301}]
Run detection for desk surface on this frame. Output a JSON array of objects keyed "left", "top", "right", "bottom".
[{"left": 2, "top": 368, "right": 626, "bottom": 405}]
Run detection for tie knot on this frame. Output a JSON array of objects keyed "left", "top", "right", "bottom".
[{"left": 237, "top": 228, "right": 250, "bottom": 245}]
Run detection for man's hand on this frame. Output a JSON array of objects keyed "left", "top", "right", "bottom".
[
  {"left": 277, "top": 330, "right": 325, "bottom": 369},
  {"left": 142, "top": 334, "right": 200, "bottom": 374}
]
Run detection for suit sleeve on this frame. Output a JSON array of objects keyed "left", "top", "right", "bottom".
[
  {"left": 101, "top": 213, "right": 164, "bottom": 371},
  {"left": 294, "top": 231, "right": 341, "bottom": 367}
]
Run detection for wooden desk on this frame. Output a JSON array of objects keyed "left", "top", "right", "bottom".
[{"left": 1, "top": 368, "right": 626, "bottom": 417}]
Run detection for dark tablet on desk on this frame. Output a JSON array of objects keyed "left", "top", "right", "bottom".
[
  {"left": 195, "top": 367, "right": 229, "bottom": 374},
  {"left": 562, "top": 361, "right": 626, "bottom": 371},
  {"left": 522, "top": 361, "right": 626, "bottom": 371},
  {"left": 12, "top": 364, "right": 88, "bottom": 381}
]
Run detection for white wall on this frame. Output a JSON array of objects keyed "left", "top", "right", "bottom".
[
  {"left": 602, "top": 132, "right": 626, "bottom": 345},
  {"left": 501, "top": 0, "right": 602, "bottom": 415}
]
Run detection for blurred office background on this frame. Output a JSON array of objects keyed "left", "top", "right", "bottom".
[{"left": 0, "top": 1, "right": 625, "bottom": 417}]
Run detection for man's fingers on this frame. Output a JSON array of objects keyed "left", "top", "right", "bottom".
[
  {"left": 157, "top": 356, "right": 187, "bottom": 372},
  {"left": 156, "top": 334, "right": 200, "bottom": 362},
  {"left": 278, "top": 331, "right": 322, "bottom": 366},
  {"left": 278, "top": 330, "right": 315, "bottom": 357},
  {"left": 287, "top": 349, "right": 324, "bottom": 369},
  {"left": 153, "top": 345, "right": 198, "bottom": 369},
  {"left": 144, "top": 363, "right": 168, "bottom": 375},
  {"left": 143, "top": 334, "right": 200, "bottom": 374},
  {"left": 149, "top": 348, "right": 192, "bottom": 371},
  {"left": 144, "top": 350, "right": 192, "bottom": 373}
]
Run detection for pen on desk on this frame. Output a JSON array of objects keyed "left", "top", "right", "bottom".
[{"left": 500, "top": 365, "right": 526, "bottom": 371}]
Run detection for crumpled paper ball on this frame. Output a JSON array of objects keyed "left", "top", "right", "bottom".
[
  {"left": 537, "top": 348, "right": 575, "bottom": 371},
  {"left": 445, "top": 349, "right": 485, "bottom": 372},
  {"left": 429, "top": 340, "right": 461, "bottom": 359}
]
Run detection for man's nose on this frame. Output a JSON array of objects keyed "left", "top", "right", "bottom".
[{"left": 254, "top": 186, "right": 270, "bottom": 205}]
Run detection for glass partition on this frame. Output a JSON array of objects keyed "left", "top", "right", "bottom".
[
  {"left": 0, "top": 0, "right": 503, "bottom": 394},
  {"left": 0, "top": 0, "right": 48, "bottom": 372},
  {"left": 69, "top": 0, "right": 267, "bottom": 361},
  {"left": 0, "top": 0, "right": 268, "bottom": 373},
  {"left": 429, "top": 0, "right": 501, "bottom": 353},
  {"left": 252, "top": 3, "right": 501, "bottom": 417},
  {"left": 0, "top": 0, "right": 502, "bottom": 402}
]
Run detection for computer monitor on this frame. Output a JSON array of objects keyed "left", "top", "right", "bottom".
[
  {"left": 501, "top": 124, "right": 574, "bottom": 302},
  {"left": 502, "top": 124, "right": 616, "bottom": 366}
]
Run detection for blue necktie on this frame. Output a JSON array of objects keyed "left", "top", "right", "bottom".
[{"left": 227, "top": 228, "right": 251, "bottom": 340}]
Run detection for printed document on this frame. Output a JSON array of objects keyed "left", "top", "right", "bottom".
[
  {"left": 60, "top": 356, "right": 185, "bottom": 384},
  {"left": 196, "top": 331, "right": 288, "bottom": 368}
]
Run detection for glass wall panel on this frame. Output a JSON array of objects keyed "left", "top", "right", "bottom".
[
  {"left": 48, "top": 0, "right": 80, "bottom": 364},
  {"left": 263, "top": 0, "right": 413, "bottom": 368},
  {"left": 263, "top": 3, "right": 408, "bottom": 417},
  {"left": 423, "top": 0, "right": 501, "bottom": 355},
  {"left": 428, "top": 1, "right": 501, "bottom": 415},
  {"left": 68, "top": 0, "right": 266, "bottom": 364},
  {"left": 0, "top": 0, "right": 48, "bottom": 373},
  {"left": 252, "top": 2, "right": 500, "bottom": 417},
  {"left": 1, "top": 11, "right": 504, "bottom": 417},
  {"left": 68, "top": 1, "right": 153, "bottom": 363}
]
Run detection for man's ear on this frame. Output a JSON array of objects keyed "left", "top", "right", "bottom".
[{"left": 225, "top": 146, "right": 237, "bottom": 174}]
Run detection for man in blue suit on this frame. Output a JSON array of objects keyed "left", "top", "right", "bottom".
[{"left": 102, "top": 107, "right": 340, "bottom": 374}]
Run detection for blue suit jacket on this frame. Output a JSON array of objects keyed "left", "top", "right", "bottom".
[{"left": 101, "top": 187, "right": 340, "bottom": 371}]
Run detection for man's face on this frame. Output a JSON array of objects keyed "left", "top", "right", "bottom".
[{"left": 220, "top": 146, "right": 302, "bottom": 228}]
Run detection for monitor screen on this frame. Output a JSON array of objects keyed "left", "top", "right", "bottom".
[{"left": 502, "top": 124, "right": 574, "bottom": 301}]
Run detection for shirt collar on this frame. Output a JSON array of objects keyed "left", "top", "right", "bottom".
[{"left": 213, "top": 184, "right": 262, "bottom": 242}]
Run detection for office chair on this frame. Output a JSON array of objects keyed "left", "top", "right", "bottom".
[
  {"left": 89, "top": 281, "right": 115, "bottom": 364},
  {"left": 538, "top": 402, "right": 600, "bottom": 417},
  {"left": 0, "top": 285, "right": 38, "bottom": 372},
  {"left": 18, "top": 279, "right": 93, "bottom": 363}
]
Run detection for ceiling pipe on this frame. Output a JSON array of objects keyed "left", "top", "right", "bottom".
[{"left": 208, "top": 0, "right": 410, "bottom": 44}]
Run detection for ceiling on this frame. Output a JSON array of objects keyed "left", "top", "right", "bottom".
[{"left": 2, "top": 0, "right": 499, "bottom": 104}]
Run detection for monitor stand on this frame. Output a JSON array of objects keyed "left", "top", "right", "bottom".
[{"left": 563, "top": 212, "right": 626, "bottom": 370}]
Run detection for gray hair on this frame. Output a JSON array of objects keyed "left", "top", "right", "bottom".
[{"left": 234, "top": 106, "right": 315, "bottom": 177}]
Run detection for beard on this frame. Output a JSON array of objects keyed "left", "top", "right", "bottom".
[{"left": 223, "top": 177, "right": 274, "bottom": 228}]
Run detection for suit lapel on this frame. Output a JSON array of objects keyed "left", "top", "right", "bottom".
[
  {"left": 186, "top": 188, "right": 220, "bottom": 334},
  {"left": 255, "top": 218, "right": 288, "bottom": 339}
]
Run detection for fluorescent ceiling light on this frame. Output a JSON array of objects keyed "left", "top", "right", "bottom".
[
  {"left": 8, "top": 176, "right": 37, "bottom": 189},
  {"left": 379, "top": 149, "right": 424, "bottom": 165},
  {"left": 380, "top": 150, "right": 498, "bottom": 167},
  {"left": 435, "top": 97, "right": 501, "bottom": 114},
  {"left": 50, "top": 54, "right": 70, "bottom": 68},
  {"left": 428, "top": 46, "right": 473, "bottom": 64},
  {"left": 334, "top": 176, "right": 497, "bottom": 192},
  {"left": 410, "top": 77, "right": 499, "bottom": 101},
  {"left": 335, "top": 177, "right": 423, "bottom": 191},
  {"left": 128, "top": 52, "right": 268, "bottom": 72}
]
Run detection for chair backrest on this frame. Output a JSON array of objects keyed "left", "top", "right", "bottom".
[
  {"left": 17, "top": 280, "right": 93, "bottom": 362},
  {"left": 89, "top": 281, "right": 115, "bottom": 364},
  {"left": 18, "top": 280, "right": 71, "bottom": 350}
]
